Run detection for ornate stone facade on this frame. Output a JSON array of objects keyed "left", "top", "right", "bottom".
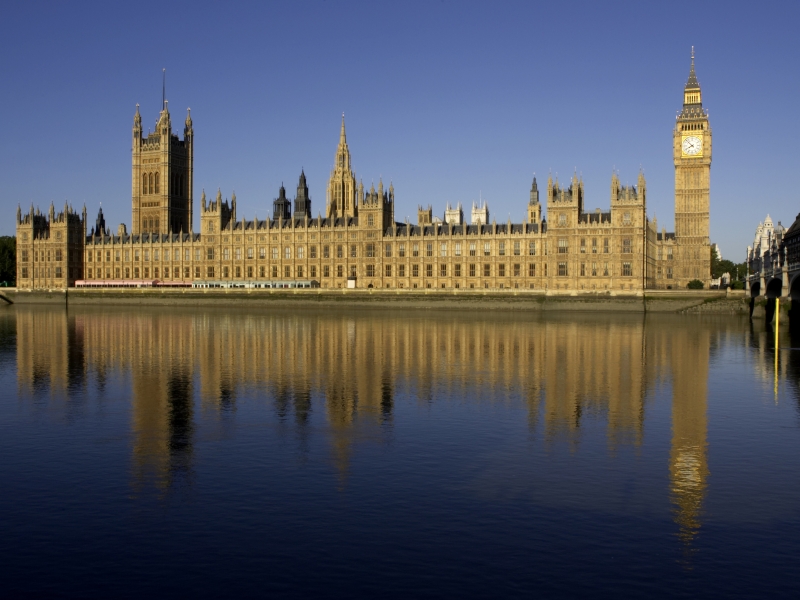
[{"left": 15, "top": 54, "right": 711, "bottom": 292}]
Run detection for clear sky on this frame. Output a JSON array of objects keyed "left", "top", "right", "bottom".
[{"left": 1, "top": 0, "right": 798, "bottom": 260}]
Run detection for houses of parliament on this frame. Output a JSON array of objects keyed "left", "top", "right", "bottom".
[{"left": 15, "top": 53, "right": 712, "bottom": 292}]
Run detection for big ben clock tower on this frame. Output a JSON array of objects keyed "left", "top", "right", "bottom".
[{"left": 674, "top": 48, "right": 711, "bottom": 286}]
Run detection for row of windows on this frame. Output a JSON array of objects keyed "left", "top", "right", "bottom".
[
  {"left": 81, "top": 261, "right": 638, "bottom": 281},
  {"left": 78, "top": 238, "right": 648, "bottom": 263},
  {"left": 23, "top": 250, "right": 63, "bottom": 262},
  {"left": 141, "top": 172, "right": 186, "bottom": 197}
]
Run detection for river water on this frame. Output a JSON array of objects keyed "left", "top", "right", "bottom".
[{"left": 1, "top": 306, "right": 798, "bottom": 598}]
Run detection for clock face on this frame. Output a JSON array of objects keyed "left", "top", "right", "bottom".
[{"left": 682, "top": 135, "right": 702, "bottom": 156}]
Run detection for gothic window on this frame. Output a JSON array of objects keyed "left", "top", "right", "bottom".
[
  {"left": 483, "top": 264, "right": 491, "bottom": 277},
  {"left": 514, "top": 241, "right": 520, "bottom": 256},
  {"left": 426, "top": 264, "right": 433, "bottom": 277},
  {"left": 260, "top": 247, "right": 266, "bottom": 259},
  {"left": 298, "top": 247, "right": 305, "bottom": 259},
  {"left": 367, "top": 214, "right": 374, "bottom": 227},
  {"left": 366, "top": 244, "right": 375, "bottom": 258},
  {"left": 455, "top": 242, "right": 462, "bottom": 257},
  {"left": 235, "top": 248, "right": 242, "bottom": 260},
  {"left": 154, "top": 267, "right": 159, "bottom": 278},
  {"left": 272, "top": 265, "right": 278, "bottom": 278},
  {"left": 284, "top": 266, "right": 290, "bottom": 277},
  {"left": 580, "top": 239, "right": 586, "bottom": 253},
  {"left": 399, "top": 243, "right": 406, "bottom": 257},
  {"left": 454, "top": 264, "right": 461, "bottom": 277},
  {"left": 149, "top": 173, "right": 154, "bottom": 194},
  {"left": 412, "top": 244, "right": 420, "bottom": 257},
  {"left": 558, "top": 213, "right": 566, "bottom": 226},
  {"left": 412, "top": 265, "right": 419, "bottom": 278},
  {"left": 592, "top": 238, "right": 597, "bottom": 253},
  {"left": 513, "top": 264, "right": 520, "bottom": 277},
  {"left": 528, "top": 264, "right": 535, "bottom": 277},
  {"left": 440, "top": 243, "right": 447, "bottom": 257},
  {"left": 591, "top": 263, "right": 597, "bottom": 276},
  {"left": 623, "top": 262, "right": 632, "bottom": 277},
  {"left": 498, "top": 264, "right": 505, "bottom": 277},
  {"left": 337, "top": 265, "right": 344, "bottom": 278},
  {"left": 163, "top": 267, "right": 169, "bottom": 278},
  {"left": 144, "top": 250, "right": 150, "bottom": 261},
  {"left": 297, "top": 266, "right": 304, "bottom": 277},
  {"left": 336, "top": 245, "right": 343, "bottom": 258},
  {"left": 603, "top": 262, "right": 610, "bottom": 276},
  {"left": 558, "top": 238, "right": 568, "bottom": 254},
  {"left": 469, "top": 264, "right": 476, "bottom": 277},
  {"left": 310, "top": 266, "right": 316, "bottom": 278},
  {"left": 272, "top": 247, "right": 279, "bottom": 260},
  {"left": 385, "top": 244, "right": 392, "bottom": 258},
  {"left": 622, "top": 239, "right": 632, "bottom": 254},
  {"left": 499, "top": 242, "right": 506, "bottom": 256},
  {"left": 667, "top": 267, "right": 673, "bottom": 279},
  {"left": 322, "top": 245, "right": 330, "bottom": 258},
  {"left": 284, "top": 247, "right": 291, "bottom": 259},
  {"left": 310, "top": 246, "right": 317, "bottom": 259},
  {"left": 528, "top": 242, "right": 536, "bottom": 256},
  {"left": 426, "top": 243, "right": 433, "bottom": 257},
  {"left": 667, "top": 248, "right": 673, "bottom": 260},
  {"left": 484, "top": 243, "right": 491, "bottom": 256},
  {"left": 247, "top": 248, "right": 254, "bottom": 259},
  {"left": 385, "top": 264, "right": 392, "bottom": 277},
  {"left": 207, "top": 248, "right": 214, "bottom": 260},
  {"left": 558, "top": 262, "right": 567, "bottom": 276},
  {"left": 440, "top": 264, "right": 447, "bottom": 277},
  {"left": 366, "top": 265, "right": 375, "bottom": 277},
  {"left": 207, "top": 266, "right": 214, "bottom": 278},
  {"left": 349, "top": 265, "right": 356, "bottom": 278},
  {"left": 623, "top": 212, "right": 631, "bottom": 225},
  {"left": 350, "top": 245, "right": 357, "bottom": 258},
  {"left": 398, "top": 265, "right": 405, "bottom": 277},
  {"left": 142, "top": 174, "right": 148, "bottom": 195},
  {"left": 603, "top": 239, "right": 610, "bottom": 253},
  {"left": 580, "top": 263, "right": 585, "bottom": 276},
  {"left": 223, "top": 248, "right": 231, "bottom": 260},
  {"left": 154, "top": 172, "right": 160, "bottom": 194},
  {"left": 323, "top": 265, "right": 330, "bottom": 277}
]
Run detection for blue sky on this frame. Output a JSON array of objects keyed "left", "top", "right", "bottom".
[{"left": 1, "top": 0, "right": 798, "bottom": 260}]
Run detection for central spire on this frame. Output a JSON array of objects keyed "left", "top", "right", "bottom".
[{"left": 340, "top": 113, "right": 347, "bottom": 144}]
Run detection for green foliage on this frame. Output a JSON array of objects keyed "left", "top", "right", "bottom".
[
  {"left": 729, "top": 280, "right": 745, "bottom": 290},
  {"left": 0, "top": 237, "right": 15, "bottom": 285},
  {"left": 710, "top": 245, "right": 722, "bottom": 278},
  {"left": 687, "top": 279, "right": 705, "bottom": 289}
]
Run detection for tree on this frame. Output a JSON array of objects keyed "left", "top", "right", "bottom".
[
  {"left": 687, "top": 279, "right": 704, "bottom": 289},
  {"left": 0, "top": 237, "right": 15, "bottom": 285},
  {"left": 710, "top": 245, "right": 722, "bottom": 278}
]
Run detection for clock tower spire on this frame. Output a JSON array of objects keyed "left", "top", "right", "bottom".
[{"left": 673, "top": 48, "right": 711, "bottom": 287}]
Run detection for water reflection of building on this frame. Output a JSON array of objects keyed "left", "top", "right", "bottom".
[
  {"left": 665, "top": 326, "right": 710, "bottom": 548},
  {"left": 15, "top": 308, "right": 719, "bottom": 539}
]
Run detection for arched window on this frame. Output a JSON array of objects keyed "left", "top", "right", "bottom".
[
  {"left": 155, "top": 172, "right": 160, "bottom": 194},
  {"left": 155, "top": 219, "right": 159, "bottom": 232},
  {"left": 142, "top": 173, "right": 148, "bottom": 195},
  {"left": 149, "top": 173, "right": 154, "bottom": 194}
]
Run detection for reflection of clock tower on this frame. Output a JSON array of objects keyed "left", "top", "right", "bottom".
[{"left": 674, "top": 48, "right": 711, "bottom": 286}]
